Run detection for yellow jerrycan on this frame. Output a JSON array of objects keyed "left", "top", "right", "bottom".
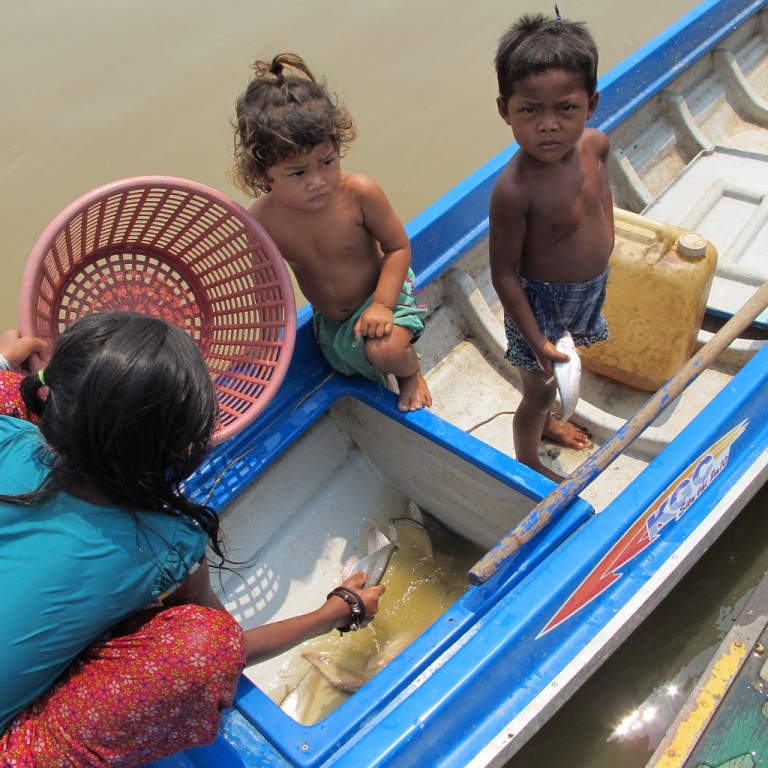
[{"left": 579, "top": 209, "right": 717, "bottom": 391}]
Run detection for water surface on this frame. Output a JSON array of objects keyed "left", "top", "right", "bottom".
[{"left": 2, "top": 0, "right": 701, "bottom": 327}]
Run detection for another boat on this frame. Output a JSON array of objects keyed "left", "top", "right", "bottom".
[
  {"left": 646, "top": 565, "right": 768, "bottom": 767},
  {"left": 149, "top": 0, "right": 768, "bottom": 765}
]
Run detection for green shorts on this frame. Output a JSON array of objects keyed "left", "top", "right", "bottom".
[{"left": 312, "top": 269, "right": 427, "bottom": 385}]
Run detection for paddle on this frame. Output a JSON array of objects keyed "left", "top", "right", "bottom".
[{"left": 468, "top": 277, "right": 768, "bottom": 586}]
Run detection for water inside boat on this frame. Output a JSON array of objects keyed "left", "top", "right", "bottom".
[
  {"left": 211, "top": 397, "right": 526, "bottom": 713},
  {"left": 275, "top": 512, "right": 482, "bottom": 725}
]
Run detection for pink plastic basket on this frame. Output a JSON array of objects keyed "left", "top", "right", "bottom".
[{"left": 19, "top": 176, "right": 296, "bottom": 444}]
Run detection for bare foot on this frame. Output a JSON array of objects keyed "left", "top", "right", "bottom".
[
  {"left": 542, "top": 416, "right": 591, "bottom": 451},
  {"left": 396, "top": 371, "right": 432, "bottom": 412}
]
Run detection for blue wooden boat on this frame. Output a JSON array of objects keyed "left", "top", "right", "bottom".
[{"left": 148, "top": 0, "right": 768, "bottom": 764}]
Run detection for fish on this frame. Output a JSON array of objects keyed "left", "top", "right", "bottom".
[
  {"left": 388, "top": 517, "right": 434, "bottom": 564},
  {"left": 301, "top": 651, "right": 371, "bottom": 694},
  {"left": 552, "top": 332, "right": 581, "bottom": 423},
  {"left": 342, "top": 519, "right": 398, "bottom": 587},
  {"left": 279, "top": 511, "right": 474, "bottom": 724},
  {"left": 301, "top": 626, "right": 423, "bottom": 694},
  {"left": 278, "top": 665, "right": 344, "bottom": 724}
]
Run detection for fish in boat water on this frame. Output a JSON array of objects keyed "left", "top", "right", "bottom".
[
  {"left": 279, "top": 511, "right": 474, "bottom": 724},
  {"left": 300, "top": 626, "right": 423, "bottom": 695},
  {"left": 342, "top": 518, "right": 398, "bottom": 587},
  {"left": 552, "top": 332, "right": 581, "bottom": 423}
]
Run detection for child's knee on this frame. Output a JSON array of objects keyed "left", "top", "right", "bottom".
[
  {"left": 520, "top": 374, "right": 557, "bottom": 409},
  {"left": 364, "top": 330, "right": 416, "bottom": 372}
]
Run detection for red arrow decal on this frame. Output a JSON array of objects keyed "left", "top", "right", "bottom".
[{"left": 538, "top": 421, "right": 747, "bottom": 637}]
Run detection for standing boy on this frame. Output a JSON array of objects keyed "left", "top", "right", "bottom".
[{"left": 489, "top": 13, "right": 614, "bottom": 481}]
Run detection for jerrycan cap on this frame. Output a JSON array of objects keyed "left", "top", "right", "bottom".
[{"left": 676, "top": 231, "right": 708, "bottom": 259}]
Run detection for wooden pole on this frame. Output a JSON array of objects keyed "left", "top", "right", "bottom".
[{"left": 468, "top": 279, "right": 768, "bottom": 586}]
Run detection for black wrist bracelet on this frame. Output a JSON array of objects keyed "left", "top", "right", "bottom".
[{"left": 326, "top": 586, "right": 366, "bottom": 633}]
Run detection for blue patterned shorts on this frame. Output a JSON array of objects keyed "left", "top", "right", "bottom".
[{"left": 504, "top": 268, "right": 609, "bottom": 372}]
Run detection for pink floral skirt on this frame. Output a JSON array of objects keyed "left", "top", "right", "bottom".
[
  {"left": 0, "top": 371, "right": 36, "bottom": 422},
  {"left": 0, "top": 604, "right": 246, "bottom": 767}
]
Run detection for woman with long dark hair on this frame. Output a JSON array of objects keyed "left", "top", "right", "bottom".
[{"left": 0, "top": 313, "right": 383, "bottom": 766}]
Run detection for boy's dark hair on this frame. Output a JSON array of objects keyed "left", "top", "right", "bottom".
[
  {"left": 233, "top": 53, "right": 357, "bottom": 196},
  {"left": 495, "top": 13, "right": 598, "bottom": 102},
  {"left": 0, "top": 312, "right": 224, "bottom": 557}
]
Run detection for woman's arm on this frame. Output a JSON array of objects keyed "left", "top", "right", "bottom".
[{"left": 165, "top": 559, "right": 385, "bottom": 666}]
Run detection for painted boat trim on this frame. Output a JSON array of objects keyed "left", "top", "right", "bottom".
[{"left": 541, "top": 419, "right": 749, "bottom": 637}]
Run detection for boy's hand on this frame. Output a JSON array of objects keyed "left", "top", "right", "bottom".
[
  {"left": 533, "top": 338, "right": 570, "bottom": 377},
  {"left": 0, "top": 330, "right": 48, "bottom": 371},
  {"left": 354, "top": 302, "right": 394, "bottom": 338}
]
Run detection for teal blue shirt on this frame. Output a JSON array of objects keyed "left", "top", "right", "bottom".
[{"left": 0, "top": 416, "right": 209, "bottom": 731}]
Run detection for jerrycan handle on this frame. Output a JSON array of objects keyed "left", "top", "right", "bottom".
[
  {"left": 613, "top": 208, "right": 709, "bottom": 264},
  {"left": 613, "top": 207, "right": 679, "bottom": 244}
]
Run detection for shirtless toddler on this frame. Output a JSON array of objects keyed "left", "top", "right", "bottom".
[
  {"left": 489, "top": 13, "right": 614, "bottom": 481},
  {"left": 233, "top": 54, "right": 431, "bottom": 412}
]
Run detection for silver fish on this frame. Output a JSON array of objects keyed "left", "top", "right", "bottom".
[
  {"left": 279, "top": 513, "right": 473, "bottom": 724},
  {"left": 553, "top": 332, "right": 581, "bottom": 423},
  {"left": 279, "top": 665, "right": 343, "bottom": 724},
  {"left": 301, "top": 651, "right": 371, "bottom": 694},
  {"left": 301, "top": 627, "right": 423, "bottom": 694},
  {"left": 342, "top": 519, "right": 398, "bottom": 587}
]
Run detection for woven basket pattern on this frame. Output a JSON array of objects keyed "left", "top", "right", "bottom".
[{"left": 20, "top": 177, "right": 296, "bottom": 443}]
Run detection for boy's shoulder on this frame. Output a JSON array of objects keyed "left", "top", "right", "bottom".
[
  {"left": 580, "top": 127, "right": 610, "bottom": 155},
  {"left": 490, "top": 152, "right": 531, "bottom": 208}
]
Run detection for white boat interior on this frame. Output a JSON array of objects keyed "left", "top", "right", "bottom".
[
  {"left": 611, "top": 9, "right": 768, "bottom": 323},
  {"left": 214, "top": 397, "right": 538, "bottom": 701}
]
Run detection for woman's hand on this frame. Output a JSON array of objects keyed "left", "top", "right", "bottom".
[
  {"left": 0, "top": 330, "right": 48, "bottom": 371},
  {"left": 328, "top": 570, "right": 386, "bottom": 630}
]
